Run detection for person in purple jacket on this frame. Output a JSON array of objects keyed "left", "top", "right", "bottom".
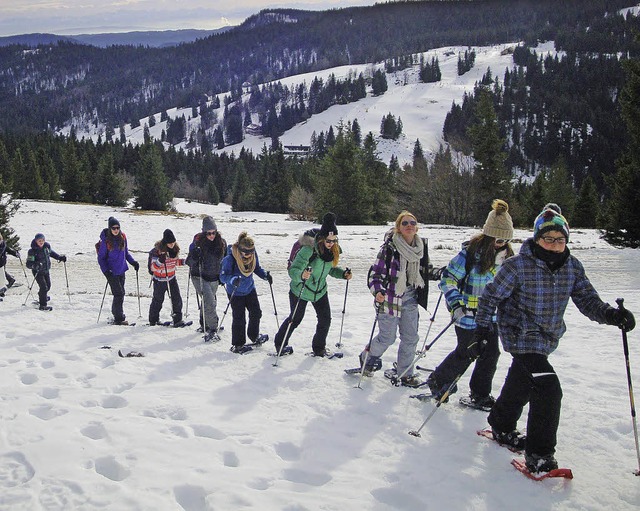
[
  {"left": 97, "top": 217, "right": 139, "bottom": 325},
  {"left": 473, "top": 204, "right": 635, "bottom": 473}
]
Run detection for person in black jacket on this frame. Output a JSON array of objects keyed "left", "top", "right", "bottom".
[
  {"left": 186, "top": 216, "right": 227, "bottom": 339},
  {"left": 0, "top": 233, "right": 20, "bottom": 298},
  {"left": 25, "top": 233, "right": 66, "bottom": 311}
]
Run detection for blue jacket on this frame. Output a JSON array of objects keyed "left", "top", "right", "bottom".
[
  {"left": 475, "top": 239, "right": 611, "bottom": 356},
  {"left": 97, "top": 228, "right": 137, "bottom": 276},
  {"left": 220, "top": 246, "right": 268, "bottom": 296},
  {"left": 26, "top": 239, "right": 61, "bottom": 274}
]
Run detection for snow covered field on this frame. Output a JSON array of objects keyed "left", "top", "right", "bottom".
[{"left": 1, "top": 199, "right": 639, "bottom": 510}]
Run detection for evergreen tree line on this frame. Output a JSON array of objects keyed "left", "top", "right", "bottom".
[
  {"left": 458, "top": 49, "right": 476, "bottom": 76},
  {"left": 0, "top": 0, "right": 632, "bottom": 133}
]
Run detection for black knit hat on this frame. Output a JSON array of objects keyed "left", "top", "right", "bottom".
[
  {"left": 318, "top": 212, "right": 338, "bottom": 238},
  {"left": 108, "top": 216, "right": 120, "bottom": 228},
  {"left": 162, "top": 229, "right": 176, "bottom": 244}
]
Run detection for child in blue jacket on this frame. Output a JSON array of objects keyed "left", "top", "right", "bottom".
[
  {"left": 26, "top": 233, "right": 66, "bottom": 310},
  {"left": 220, "top": 232, "right": 272, "bottom": 353}
]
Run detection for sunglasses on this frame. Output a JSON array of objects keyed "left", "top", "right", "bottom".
[
  {"left": 495, "top": 238, "right": 511, "bottom": 244},
  {"left": 541, "top": 236, "right": 567, "bottom": 245},
  {"left": 205, "top": 230, "right": 217, "bottom": 236},
  {"left": 239, "top": 247, "right": 255, "bottom": 255},
  {"left": 401, "top": 220, "right": 417, "bottom": 226},
  {"left": 110, "top": 226, "right": 120, "bottom": 231},
  {"left": 325, "top": 238, "right": 338, "bottom": 245}
]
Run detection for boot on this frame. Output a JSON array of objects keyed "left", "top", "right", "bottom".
[
  {"left": 525, "top": 453, "right": 558, "bottom": 473},
  {"left": 491, "top": 428, "right": 526, "bottom": 450}
]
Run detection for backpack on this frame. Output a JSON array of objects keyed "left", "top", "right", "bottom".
[{"left": 287, "top": 228, "right": 319, "bottom": 270}]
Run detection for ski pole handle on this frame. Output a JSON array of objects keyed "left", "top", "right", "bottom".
[{"left": 616, "top": 297, "right": 625, "bottom": 311}]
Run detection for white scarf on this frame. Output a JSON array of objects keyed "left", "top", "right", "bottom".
[{"left": 393, "top": 232, "right": 425, "bottom": 296}]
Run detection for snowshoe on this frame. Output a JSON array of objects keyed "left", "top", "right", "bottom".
[
  {"left": 459, "top": 394, "right": 495, "bottom": 412},
  {"left": 230, "top": 345, "right": 253, "bottom": 354}
]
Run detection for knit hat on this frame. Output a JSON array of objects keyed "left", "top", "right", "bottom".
[
  {"left": 202, "top": 216, "right": 217, "bottom": 232},
  {"left": 35, "top": 233, "right": 45, "bottom": 241},
  {"left": 108, "top": 216, "right": 120, "bottom": 228},
  {"left": 543, "top": 203, "right": 562, "bottom": 215},
  {"left": 237, "top": 231, "right": 255, "bottom": 250},
  {"left": 482, "top": 199, "right": 514, "bottom": 240},
  {"left": 533, "top": 207, "right": 570, "bottom": 242},
  {"left": 318, "top": 212, "right": 338, "bottom": 238},
  {"left": 162, "top": 229, "right": 176, "bottom": 244}
]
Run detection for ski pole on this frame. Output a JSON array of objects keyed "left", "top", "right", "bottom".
[
  {"left": 336, "top": 270, "right": 350, "bottom": 348},
  {"left": 616, "top": 298, "right": 640, "bottom": 476},
  {"left": 164, "top": 260, "right": 176, "bottom": 320},
  {"left": 63, "top": 260, "right": 71, "bottom": 304},
  {"left": 97, "top": 279, "right": 109, "bottom": 323},
  {"left": 273, "top": 267, "right": 311, "bottom": 367},
  {"left": 135, "top": 269, "right": 142, "bottom": 318},
  {"left": 185, "top": 265, "right": 191, "bottom": 318},
  {"left": 268, "top": 277, "right": 280, "bottom": 329},
  {"left": 418, "top": 291, "right": 443, "bottom": 353},
  {"left": 22, "top": 270, "right": 39, "bottom": 306},
  {"left": 199, "top": 259, "right": 207, "bottom": 337},
  {"left": 355, "top": 302, "right": 382, "bottom": 389},
  {"left": 408, "top": 372, "right": 464, "bottom": 437},
  {"left": 392, "top": 318, "right": 455, "bottom": 386},
  {"left": 217, "top": 279, "right": 240, "bottom": 332},
  {"left": 18, "top": 253, "right": 28, "bottom": 279}
]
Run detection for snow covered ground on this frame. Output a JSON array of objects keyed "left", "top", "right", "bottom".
[{"left": 1, "top": 199, "right": 640, "bottom": 510}]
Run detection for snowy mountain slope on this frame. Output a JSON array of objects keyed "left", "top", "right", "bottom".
[
  {"left": 1, "top": 199, "right": 639, "bottom": 510},
  {"left": 68, "top": 42, "right": 558, "bottom": 167}
]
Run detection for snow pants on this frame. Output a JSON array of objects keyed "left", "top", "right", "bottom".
[
  {"left": 106, "top": 273, "right": 126, "bottom": 323},
  {"left": 34, "top": 271, "right": 51, "bottom": 307},
  {"left": 274, "top": 291, "right": 331, "bottom": 354},
  {"left": 192, "top": 277, "right": 219, "bottom": 332},
  {"left": 369, "top": 288, "right": 419, "bottom": 377},
  {"left": 488, "top": 353, "right": 562, "bottom": 457},
  {"left": 150, "top": 277, "right": 183, "bottom": 325},
  {"left": 229, "top": 289, "right": 262, "bottom": 347},
  {"left": 432, "top": 324, "right": 500, "bottom": 397}
]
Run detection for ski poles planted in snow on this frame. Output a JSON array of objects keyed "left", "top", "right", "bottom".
[
  {"left": 185, "top": 266, "right": 191, "bottom": 318},
  {"left": 408, "top": 372, "right": 464, "bottom": 437},
  {"left": 217, "top": 277, "right": 240, "bottom": 333},
  {"left": 355, "top": 302, "right": 382, "bottom": 389},
  {"left": 273, "top": 267, "right": 311, "bottom": 367},
  {"left": 336, "top": 270, "right": 350, "bottom": 348},
  {"left": 417, "top": 291, "right": 443, "bottom": 353},
  {"left": 616, "top": 298, "right": 640, "bottom": 476},
  {"left": 18, "top": 253, "right": 28, "bottom": 279},
  {"left": 269, "top": 278, "right": 280, "bottom": 329},
  {"left": 63, "top": 260, "right": 71, "bottom": 304},
  {"left": 97, "top": 280, "right": 108, "bottom": 323},
  {"left": 22, "top": 270, "right": 39, "bottom": 306},
  {"left": 135, "top": 269, "right": 142, "bottom": 318}
]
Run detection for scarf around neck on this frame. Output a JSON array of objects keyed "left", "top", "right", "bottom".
[
  {"left": 392, "top": 232, "right": 425, "bottom": 295},
  {"left": 232, "top": 245, "right": 256, "bottom": 277}
]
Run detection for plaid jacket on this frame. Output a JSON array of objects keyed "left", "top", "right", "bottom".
[{"left": 475, "top": 239, "right": 610, "bottom": 356}]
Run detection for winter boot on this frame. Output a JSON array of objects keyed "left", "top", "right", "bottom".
[
  {"left": 6, "top": 274, "right": 15, "bottom": 288},
  {"left": 426, "top": 373, "right": 457, "bottom": 402},
  {"left": 39, "top": 305, "right": 53, "bottom": 311},
  {"left": 469, "top": 393, "right": 496, "bottom": 408},
  {"left": 400, "top": 375, "right": 423, "bottom": 388},
  {"left": 525, "top": 453, "right": 558, "bottom": 473},
  {"left": 313, "top": 347, "right": 328, "bottom": 357},
  {"left": 359, "top": 351, "right": 382, "bottom": 373},
  {"left": 0, "top": 286, "right": 6, "bottom": 297},
  {"left": 491, "top": 428, "right": 527, "bottom": 450},
  {"left": 279, "top": 346, "right": 294, "bottom": 356},
  {"left": 230, "top": 345, "right": 252, "bottom": 354}
]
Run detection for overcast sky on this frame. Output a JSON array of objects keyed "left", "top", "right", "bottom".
[{"left": 0, "top": 0, "right": 379, "bottom": 37}]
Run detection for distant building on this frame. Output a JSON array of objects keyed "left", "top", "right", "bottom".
[{"left": 283, "top": 145, "right": 311, "bottom": 158}]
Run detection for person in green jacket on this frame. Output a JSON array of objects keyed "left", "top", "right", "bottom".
[{"left": 274, "top": 213, "right": 352, "bottom": 357}]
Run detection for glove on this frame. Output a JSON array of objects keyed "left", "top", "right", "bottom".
[
  {"left": 266, "top": 271, "right": 273, "bottom": 285},
  {"left": 59, "top": 255, "right": 67, "bottom": 263},
  {"left": 103, "top": 270, "right": 113, "bottom": 278},
  {"left": 343, "top": 268, "right": 352, "bottom": 280},
  {"left": 131, "top": 261, "right": 140, "bottom": 272},
  {"left": 148, "top": 268, "right": 154, "bottom": 276},
  {"left": 451, "top": 304, "right": 470, "bottom": 323},
  {"left": 34, "top": 263, "right": 43, "bottom": 272},
  {"left": 193, "top": 246, "right": 202, "bottom": 258},
  {"left": 231, "top": 276, "right": 241, "bottom": 288},
  {"left": 605, "top": 307, "right": 636, "bottom": 332},
  {"left": 468, "top": 325, "right": 491, "bottom": 360},
  {"left": 432, "top": 266, "right": 446, "bottom": 281},
  {"left": 158, "top": 253, "right": 166, "bottom": 264}
]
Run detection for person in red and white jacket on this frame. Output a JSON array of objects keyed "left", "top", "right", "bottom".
[{"left": 149, "top": 229, "right": 186, "bottom": 326}]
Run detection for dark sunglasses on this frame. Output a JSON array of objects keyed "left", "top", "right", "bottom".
[
  {"left": 401, "top": 220, "right": 417, "bottom": 226},
  {"left": 110, "top": 226, "right": 120, "bottom": 231},
  {"left": 325, "top": 238, "right": 338, "bottom": 245},
  {"left": 239, "top": 247, "right": 255, "bottom": 255},
  {"left": 495, "top": 238, "right": 511, "bottom": 244},
  {"left": 205, "top": 230, "right": 217, "bottom": 236}
]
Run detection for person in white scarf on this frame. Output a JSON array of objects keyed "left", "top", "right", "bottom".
[{"left": 360, "top": 211, "right": 430, "bottom": 387}]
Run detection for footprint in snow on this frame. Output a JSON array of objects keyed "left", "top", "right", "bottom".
[
  {"left": 0, "top": 452, "right": 35, "bottom": 488},
  {"left": 81, "top": 422, "right": 109, "bottom": 440},
  {"left": 223, "top": 451, "right": 240, "bottom": 468},
  {"left": 94, "top": 456, "right": 131, "bottom": 482},
  {"left": 28, "top": 404, "right": 68, "bottom": 421},
  {"left": 19, "top": 373, "right": 38, "bottom": 385}
]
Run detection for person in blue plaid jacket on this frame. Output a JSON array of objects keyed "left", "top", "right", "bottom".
[{"left": 474, "top": 203, "right": 636, "bottom": 473}]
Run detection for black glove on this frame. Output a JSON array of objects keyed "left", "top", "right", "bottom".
[
  {"left": 432, "top": 266, "right": 446, "bottom": 281},
  {"left": 605, "top": 307, "right": 636, "bottom": 332},
  {"left": 34, "top": 263, "right": 43, "bottom": 272},
  {"left": 231, "top": 276, "right": 241, "bottom": 288},
  {"left": 131, "top": 261, "right": 140, "bottom": 272},
  {"left": 59, "top": 255, "right": 67, "bottom": 263},
  {"left": 266, "top": 271, "right": 273, "bottom": 285},
  {"left": 104, "top": 270, "right": 112, "bottom": 278},
  {"left": 158, "top": 253, "right": 166, "bottom": 264},
  {"left": 468, "top": 325, "right": 491, "bottom": 360}
]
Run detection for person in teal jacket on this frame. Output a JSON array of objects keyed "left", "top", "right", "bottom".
[{"left": 274, "top": 213, "right": 352, "bottom": 357}]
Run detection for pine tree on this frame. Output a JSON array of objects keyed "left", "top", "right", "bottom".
[
  {"left": 98, "top": 151, "right": 128, "bottom": 207},
  {"left": 467, "top": 89, "right": 510, "bottom": 224},
  {"left": 603, "top": 50, "right": 640, "bottom": 247},
  {"left": 572, "top": 176, "right": 599, "bottom": 228},
  {"left": 62, "top": 144, "right": 89, "bottom": 202},
  {"left": 134, "top": 144, "right": 173, "bottom": 211}
]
